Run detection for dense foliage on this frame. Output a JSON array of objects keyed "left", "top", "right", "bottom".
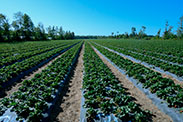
[
  {"left": 0, "top": 12, "right": 75, "bottom": 42},
  {"left": 83, "top": 42, "right": 151, "bottom": 121},
  {"left": 109, "top": 17, "right": 183, "bottom": 40},
  {"left": 93, "top": 39, "right": 183, "bottom": 77},
  {"left": 91, "top": 41, "right": 183, "bottom": 112},
  {"left": 0, "top": 41, "right": 82, "bottom": 121},
  {"left": 0, "top": 40, "right": 80, "bottom": 90}
]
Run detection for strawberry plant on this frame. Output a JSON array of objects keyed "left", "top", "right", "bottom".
[
  {"left": 0, "top": 42, "right": 83, "bottom": 121},
  {"left": 92, "top": 42, "right": 183, "bottom": 112},
  {"left": 0, "top": 41, "right": 80, "bottom": 90},
  {"left": 83, "top": 42, "right": 151, "bottom": 121}
]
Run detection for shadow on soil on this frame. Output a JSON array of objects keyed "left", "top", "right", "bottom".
[{"left": 48, "top": 55, "right": 78, "bottom": 122}]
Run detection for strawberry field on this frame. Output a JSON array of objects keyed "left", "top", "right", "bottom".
[{"left": 0, "top": 39, "right": 183, "bottom": 122}]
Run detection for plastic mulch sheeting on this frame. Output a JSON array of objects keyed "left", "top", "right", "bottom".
[
  {"left": 0, "top": 43, "right": 83, "bottom": 122},
  {"left": 93, "top": 46, "right": 183, "bottom": 122},
  {"left": 94, "top": 42, "right": 183, "bottom": 82}
]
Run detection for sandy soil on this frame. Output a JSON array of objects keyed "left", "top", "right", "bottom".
[
  {"left": 161, "top": 73, "right": 183, "bottom": 87},
  {"left": 49, "top": 44, "right": 84, "bottom": 122},
  {"left": 99, "top": 44, "right": 183, "bottom": 86},
  {"left": 0, "top": 51, "right": 68, "bottom": 100},
  {"left": 92, "top": 46, "right": 173, "bottom": 122}
]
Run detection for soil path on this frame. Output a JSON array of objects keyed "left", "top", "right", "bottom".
[
  {"left": 92, "top": 46, "right": 172, "bottom": 122},
  {"left": 93, "top": 43, "right": 183, "bottom": 87},
  {"left": 0, "top": 49, "right": 68, "bottom": 100},
  {"left": 49, "top": 44, "right": 84, "bottom": 122}
]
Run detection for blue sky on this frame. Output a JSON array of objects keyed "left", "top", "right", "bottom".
[{"left": 0, "top": 0, "right": 183, "bottom": 36}]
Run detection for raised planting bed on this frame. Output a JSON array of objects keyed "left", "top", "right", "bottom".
[
  {"left": 81, "top": 42, "right": 151, "bottom": 122},
  {"left": 0, "top": 42, "right": 83, "bottom": 122}
]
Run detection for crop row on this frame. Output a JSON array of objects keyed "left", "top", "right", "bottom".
[
  {"left": 127, "top": 47, "right": 183, "bottom": 65},
  {"left": 0, "top": 41, "right": 74, "bottom": 59},
  {"left": 0, "top": 42, "right": 83, "bottom": 121},
  {"left": 82, "top": 42, "right": 151, "bottom": 121},
  {"left": 0, "top": 42, "right": 70, "bottom": 68},
  {"left": 0, "top": 40, "right": 66, "bottom": 54},
  {"left": 0, "top": 42, "right": 46, "bottom": 53},
  {"left": 0, "top": 41, "right": 75, "bottom": 59},
  {"left": 0, "top": 41, "right": 79, "bottom": 90},
  {"left": 93, "top": 39, "right": 183, "bottom": 59},
  {"left": 0, "top": 43, "right": 45, "bottom": 54},
  {"left": 94, "top": 42, "right": 183, "bottom": 78},
  {"left": 108, "top": 45, "right": 183, "bottom": 65},
  {"left": 126, "top": 49, "right": 182, "bottom": 66},
  {"left": 91, "top": 43, "right": 183, "bottom": 112}
]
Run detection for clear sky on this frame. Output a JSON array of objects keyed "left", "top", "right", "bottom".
[{"left": 0, "top": 0, "right": 183, "bottom": 36}]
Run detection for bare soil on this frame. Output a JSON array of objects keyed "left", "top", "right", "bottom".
[
  {"left": 0, "top": 51, "right": 68, "bottom": 100},
  {"left": 92, "top": 46, "right": 173, "bottom": 122},
  {"left": 49, "top": 45, "right": 84, "bottom": 122},
  {"left": 161, "top": 73, "right": 183, "bottom": 87},
  {"left": 102, "top": 45, "right": 183, "bottom": 86}
]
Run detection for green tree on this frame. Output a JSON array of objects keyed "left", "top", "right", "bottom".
[
  {"left": 0, "top": 13, "right": 10, "bottom": 41},
  {"left": 47, "top": 26, "right": 54, "bottom": 40},
  {"left": 0, "top": 12, "right": 75, "bottom": 42},
  {"left": 163, "top": 21, "right": 174, "bottom": 39},
  {"left": 167, "top": 26, "right": 175, "bottom": 38},
  {"left": 156, "top": 29, "right": 161, "bottom": 38},
  {"left": 34, "top": 23, "right": 47, "bottom": 40},
  {"left": 177, "top": 16, "right": 183, "bottom": 39},
  {"left": 138, "top": 26, "right": 146, "bottom": 38},
  {"left": 12, "top": 21, "right": 20, "bottom": 41},
  {"left": 58, "top": 26, "right": 65, "bottom": 39},
  {"left": 131, "top": 27, "right": 136, "bottom": 37},
  {"left": 124, "top": 32, "right": 129, "bottom": 38},
  {"left": 47, "top": 26, "right": 61, "bottom": 40},
  {"left": 111, "top": 32, "right": 114, "bottom": 38},
  {"left": 12, "top": 12, "right": 24, "bottom": 41},
  {"left": 116, "top": 31, "right": 119, "bottom": 39},
  {"left": 71, "top": 32, "right": 75, "bottom": 39},
  {"left": 22, "top": 14, "right": 34, "bottom": 40},
  {"left": 163, "top": 21, "right": 171, "bottom": 39},
  {"left": 55, "top": 26, "right": 62, "bottom": 39},
  {"left": 12, "top": 12, "right": 34, "bottom": 41},
  {"left": 64, "top": 31, "right": 75, "bottom": 39}
]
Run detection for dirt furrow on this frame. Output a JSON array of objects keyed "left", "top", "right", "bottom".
[
  {"left": 92, "top": 46, "right": 172, "bottom": 122},
  {"left": 94, "top": 43, "right": 183, "bottom": 86},
  {"left": 0, "top": 50, "right": 69, "bottom": 100},
  {"left": 49, "top": 44, "right": 84, "bottom": 122}
]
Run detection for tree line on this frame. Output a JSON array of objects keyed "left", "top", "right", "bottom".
[
  {"left": 0, "top": 12, "right": 75, "bottom": 42},
  {"left": 110, "top": 16, "right": 183, "bottom": 40}
]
